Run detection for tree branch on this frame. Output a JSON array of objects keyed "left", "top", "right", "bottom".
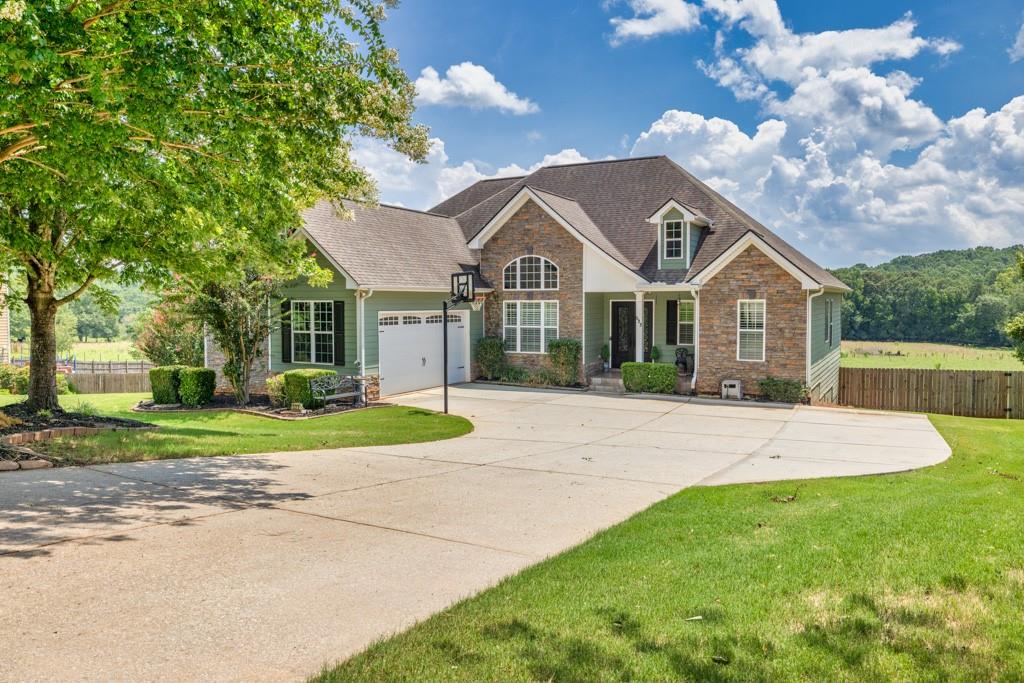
[{"left": 55, "top": 275, "right": 97, "bottom": 306}]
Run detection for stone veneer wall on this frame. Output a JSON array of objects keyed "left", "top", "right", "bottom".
[
  {"left": 695, "top": 246, "right": 807, "bottom": 396},
  {"left": 479, "top": 200, "right": 584, "bottom": 381},
  {"left": 205, "top": 333, "right": 271, "bottom": 394}
]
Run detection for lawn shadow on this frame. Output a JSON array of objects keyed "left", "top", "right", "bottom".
[{"left": 0, "top": 455, "right": 314, "bottom": 559}]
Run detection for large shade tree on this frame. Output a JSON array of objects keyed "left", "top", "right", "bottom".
[{"left": 0, "top": 0, "right": 426, "bottom": 410}]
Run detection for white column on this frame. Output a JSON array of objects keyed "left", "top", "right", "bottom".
[{"left": 634, "top": 291, "right": 645, "bottom": 363}]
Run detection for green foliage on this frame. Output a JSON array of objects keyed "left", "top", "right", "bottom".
[
  {"left": 498, "top": 366, "right": 530, "bottom": 384},
  {"left": 75, "top": 401, "right": 99, "bottom": 418},
  {"left": 831, "top": 245, "right": 1024, "bottom": 346},
  {"left": 0, "top": 364, "right": 17, "bottom": 391},
  {"left": 266, "top": 375, "right": 287, "bottom": 409},
  {"left": 178, "top": 367, "right": 216, "bottom": 407},
  {"left": 149, "top": 365, "right": 186, "bottom": 404},
  {"left": 476, "top": 337, "right": 507, "bottom": 380},
  {"left": 621, "top": 362, "right": 677, "bottom": 394},
  {"left": 55, "top": 308, "right": 78, "bottom": 356},
  {"left": 69, "top": 292, "right": 120, "bottom": 341},
  {"left": 600, "top": 343, "right": 610, "bottom": 363},
  {"left": 546, "top": 338, "right": 582, "bottom": 386},
  {"left": 1007, "top": 315, "right": 1024, "bottom": 364},
  {"left": 758, "top": 377, "right": 809, "bottom": 403},
  {"left": 9, "top": 367, "right": 68, "bottom": 395},
  {"left": 133, "top": 300, "right": 204, "bottom": 367},
  {"left": 650, "top": 345, "right": 661, "bottom": 362},
  {"left": 283, "top": 369, "right": 337, "bottom": 409}
]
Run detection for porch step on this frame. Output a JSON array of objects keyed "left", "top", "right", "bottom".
[{"left": 589, "top": 376, "right": 625, "bottom": 393}]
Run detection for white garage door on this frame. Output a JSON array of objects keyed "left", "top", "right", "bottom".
[{"left": 378, "top": 311, "right": 469, "bottom": 396}]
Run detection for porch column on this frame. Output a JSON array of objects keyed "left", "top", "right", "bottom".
[{"left": 634, "top": 291, "right": 645, "bottom": 363}]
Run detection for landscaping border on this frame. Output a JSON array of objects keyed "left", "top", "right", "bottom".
[{"left": 131, "top": 401, "right": 393, "bottom": 421}]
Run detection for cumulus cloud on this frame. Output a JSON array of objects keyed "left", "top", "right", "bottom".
[
  {"left": 414, "top": 62, "right": 539, "bottom": 115},
  {"left": 1011, "top": 20, "right": 1024, "bottom": 62},
  {"left": 607, "top": 0, "right": 701, "bottom": 46}
]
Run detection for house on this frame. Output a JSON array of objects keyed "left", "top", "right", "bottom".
[{"left": 207, "top": 156, "right": 848, "bottom": 401}]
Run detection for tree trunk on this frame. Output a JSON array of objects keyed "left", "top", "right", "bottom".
[{"left": 26, "top": 275, "right": 61, "bottom": 412}]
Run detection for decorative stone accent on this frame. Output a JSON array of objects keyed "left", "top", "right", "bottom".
[
  {"left": 205, "top": 333, "right": 271, "bottom": 393},
  {"left": 478, "top": 200, "right": 585, "bottom": 382},
  {"left": 1, "top": 425, "right": 156, "bottom": 447},
  {"left": 695, "top": 246, "right": 807, "bottom": 396},
  {"left": 0, "top": 460, "right": 18, "bottom": 471},
  {"left": 18, "top": 459, "right": 52, "bottom": 470},
  {"left": 361, "top": 375, "right": 381, "bottom": 402}
]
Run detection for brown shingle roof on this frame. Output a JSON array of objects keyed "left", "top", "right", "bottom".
[
  {"left": 302, "top": 200, "right": 477, "bottom": 290},
  {"left": 431, "top": 176, "right": 523, "bottom": 218}
]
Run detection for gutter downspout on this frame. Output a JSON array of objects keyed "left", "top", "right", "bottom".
[
  {"left": 357, "top": 289, "right": 375, "bottom": 373},
  {"left": 690, "top": 289, "right": 700, "bottom": 394},
  {"left": 806, "top": 287, "right": 825, "bottom": 387}
]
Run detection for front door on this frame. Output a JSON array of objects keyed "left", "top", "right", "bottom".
[{"left": 610, "top": 301, "right": 653, "bottom": 368}]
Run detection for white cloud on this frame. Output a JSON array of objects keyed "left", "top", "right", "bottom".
[
  {"left": 495, "top": 148, "right": 595, "bottom": 177},
  {"left": 414, "top": 62, "right": 539, "bottom": 115},
  {"left": 607, "top": 0, "right": 701, "bottom": 46},
  {"left": 1010, "top": 20, "right": 1024, "bottom": 62}
]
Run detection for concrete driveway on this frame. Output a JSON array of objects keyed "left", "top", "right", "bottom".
[{"left": 0, "top": 385, "right": 950, "bottom": 682}]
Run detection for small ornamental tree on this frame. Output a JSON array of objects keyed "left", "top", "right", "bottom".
[
  {"left": 0, "top": 1, "right": 427, "bottom": 411},
  {"left": 134, "top": 301, "right": 204, "bottom": 367},
  {"left": 1007, "top": 252, "right": 1024, "bottom": 364}
]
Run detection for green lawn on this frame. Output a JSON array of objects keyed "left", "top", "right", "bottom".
[
  {"left": 842, "top": 340, "right": 1024, "bottom": 371},
  {"left": 11, "top": 340, "right": 141, "bottom": 362},
  {"left": 0, "top": 393, "right": 472, "bottom": 466},
  {"left": 316, "top": 415, "right": 1024, "bottom": 682}
]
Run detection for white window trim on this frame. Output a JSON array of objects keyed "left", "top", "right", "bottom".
[
  {"left": 291, "top": 300, "right": 335, "bottom": 366},
  {"left": 736, "top": 299, "right": 766, "bottom": 363},
  {"left": 663, "top": 220, "right": 684, "bottom": 262},
  {"left": 503, "top": 300, "right": 559, "bottom": 354},
  {"left": 503, "top": 255, "right": 559, "bottom": 291},
  {"left": 677, "top": 300, "right": 695, "bottom": 346},
  {"left": 826, "top": 299, "right": 834, "bottom": 346}
]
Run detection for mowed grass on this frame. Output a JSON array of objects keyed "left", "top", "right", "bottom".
[
  {"left": 316, "top": 415, "right": 1024, "bottom": 682},
  {"left": 0, "top": 393, "right": 472, "bottom": 466},
  {"left": 11, "top": 340, "right": 141, "bottom": 361},
  {"left": 842, "top": 340, "right": 1024, "bottom": 371}
]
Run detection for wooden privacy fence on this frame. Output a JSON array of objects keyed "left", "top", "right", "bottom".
[
  {"left": 838, "top": 367, "right": 1023, "bottom": 419},
  {"left": 69, "top": 373, "right": 152, "bottom": 394}
]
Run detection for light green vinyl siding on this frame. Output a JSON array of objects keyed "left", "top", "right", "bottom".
[
  {"left": 594, "top": 292, "right": 694, "bottom": 363},
  {"left": 660, "top": 208, "right": 688, "bottom": 269},
  {"left": 272, "top": 252, "right": 358, "bottom": 375},
  {"left": 688, "top": 224, "right": 701, "bottom": 264},
  {"left": 809, "top": 292, "right": 843, "bottom": 401},
  {"left": 361, "top": 291, "right": 482, "bottom": 375},
  {"left": 584, "top": 292, "right": 605, "bottom": 365}
]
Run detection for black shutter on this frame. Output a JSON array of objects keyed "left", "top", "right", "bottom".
[
  {"left": 666, "top": 299, "right": 678, "bottom": 345},
  {"left": 280, "top": 300, "right": 291, "bottom": 364},
  {"left": 333, "top": 301, "right": 345, "bottom": 366}
]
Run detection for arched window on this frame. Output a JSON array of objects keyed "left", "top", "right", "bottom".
[{"left": 503, "top": 256, "right": 558, "bottom": 290}]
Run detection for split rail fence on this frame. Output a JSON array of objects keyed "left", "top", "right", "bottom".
[{"left": 838, "top": 367, "right": 1023, "bottom": 419}]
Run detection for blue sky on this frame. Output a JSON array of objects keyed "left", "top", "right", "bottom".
[{"left": 354, "top": 0, "right": 1024, "bottom": 267}]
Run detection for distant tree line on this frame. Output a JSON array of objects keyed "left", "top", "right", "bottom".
[{"left": 830, "top": 246, "right": 1024, "bottom": 347}]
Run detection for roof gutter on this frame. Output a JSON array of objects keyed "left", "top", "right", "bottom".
[{"left": 357, "top": 288, "right": 375, "bottom": 374}]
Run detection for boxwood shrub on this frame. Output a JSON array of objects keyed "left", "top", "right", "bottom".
[
  {"left": 476, "top": 336, "right": 506, "bottom": 380},
  {"left": 621, "top": 362, "right": 677, "bottom": 394},
  {"left": 150, "top": 365, "right": 186, "bottom": 404},
  {"left": 282, "top": 368, "right": 338, "bottom": 409},
  {"left": 758, "top": 376, "right": 809, "bottom": 403},
  {"left": 178, "top": 367, "right": 216, "bottom": 406}
]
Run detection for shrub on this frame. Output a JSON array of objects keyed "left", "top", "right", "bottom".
[
  {"left": 527, "top": 368, "right": 561, "bottom": 387},
  {"left": 282, "top": 368, "right": 338, "bottom": 409},
  {"left": 600, "top": 344, "right": 610, "bottom": 364},
  {"left": 75, "top": 402, "right": 99, "bottom": 417},
  {"left": 476, "top": 337, "right": 506, "bottom": 380},
  {"left": 498, "top": 365, "right": 530, "bottom": 384},
  {"left": 179, "top": 367, "right": 216, "bottom": 406},
  {"left": 266, "top": 374, "right": 287, "bottom": 408},
  {"left": 758, "top": 377, "right": 809, "bottom": 404},
  {"left": 546, "top": 338, "right": 581, "bottom": 386},
  {"left": 621, "top": 362, "right": 677, "bottom": 394},
  {"left": 0, "top": 364, "right": 17, "bottom": 392},
  {"left": 650, "top": 346, "right": 661, "bottom": 362},
  {"left": 56, "top": 373, "right": 70, "bottom": 395},
  {"left": 11, "top": 367, "right": 29, "bottom": 395},
  {"left": 149, "top": 365, "right": 186, "bottom": 404}
]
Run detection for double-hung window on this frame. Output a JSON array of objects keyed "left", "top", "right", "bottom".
[
  {"left": 664, "top": 220, "right": 684, "bottom": 260},
  {"left": 292, "top": 301, "right": 334, "bottom": 364},
  {"left": 737, "top": 299, "right": 766, "bottom": 362},
  {"left": 504, "top": 301, "right": 558, "bottom": 353},
  {"left": 677, "top": 300, "right": 695, "bottom": 345}
]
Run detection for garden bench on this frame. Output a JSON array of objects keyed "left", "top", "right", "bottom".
[{"left": 310, "top": 373, "right": 364, "bottom": 406}]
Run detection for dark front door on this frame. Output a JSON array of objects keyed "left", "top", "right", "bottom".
[{"left": 610, "top": 301, "right": 654, "bottom": 368}]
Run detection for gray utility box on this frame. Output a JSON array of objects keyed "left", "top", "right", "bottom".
[{"left": 721, "top": 379, "right": 742, "bottom": 400}]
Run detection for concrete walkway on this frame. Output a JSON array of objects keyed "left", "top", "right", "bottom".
[{"left": 0, "top": 385, "right": 950, "bottom": 682}]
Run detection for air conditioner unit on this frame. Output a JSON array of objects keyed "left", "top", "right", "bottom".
[{"left": 721, "top": 379, "right": 742, "bottom": 400}]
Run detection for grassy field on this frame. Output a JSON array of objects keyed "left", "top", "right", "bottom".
[
  {"left": 0, "top": 393, "right": 472, "bottom": 465},
  {"left": 11, "top": 340, "right": 141, "bottom": 362},
  {"left": 841, "top": 340, "right": 1024, "bottom": 371},
  {"left": 316, "top": 415, "right": 1024, "bottom": 682}
]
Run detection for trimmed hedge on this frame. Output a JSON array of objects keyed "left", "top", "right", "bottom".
[
  {"left": 476, "top": 337, "right": 506, "bottom": 380},
  {"left": 282, "top": 368, "right": 338, "bottom": 409},
  {"left": 546, "top": 338, "right": 582, "bottom": 386},
  {"left": 150, "top": 365, "right": 186, "bottom": 404},
  {"left": 621, "top": 362, "right": 677, "bottom": 394},
  {"left": 266, "top": 374, "right": 287, "bottom": 408},
  {"left": 758, "top": 376, "right": 809, "bottom": 404},
  {"left": 179, "top": 367, "right": 216, "bottom": 406}
]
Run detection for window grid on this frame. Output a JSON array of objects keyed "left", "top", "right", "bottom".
[
  {"left": 826, "top": 299, "right": 834, "bottom": 346},
  {"left": 502, "top": 256, "right": 559, "bottom": 291},
  {"left": 292, "top": 301, "right": 333, "bottom": 365},
  {"left": 677, "top": 300, "right": 695, "bottom": 345},
  {"left": 664, "top": 220, "right": 683, "bottom": 260},
  {"left": 737, "top": 299, "right": 766, "bottom": 362},
  {"left": 503, "top": 300, "right": 558, "bottom": 354}
]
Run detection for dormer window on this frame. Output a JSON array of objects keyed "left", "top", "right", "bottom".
[
  {"left": 664, "top": 220, "right": 684, "bottom": 260},
  {"left": 503, "top": 256, "right": 558, "bottom": 290}
]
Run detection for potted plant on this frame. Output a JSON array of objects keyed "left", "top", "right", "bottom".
[
  {"left": 600, "top": 343, "right": 610, "bottom": 371},
  {"left": 650, "top": 346, "right": 661, "bottom": 362}
]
